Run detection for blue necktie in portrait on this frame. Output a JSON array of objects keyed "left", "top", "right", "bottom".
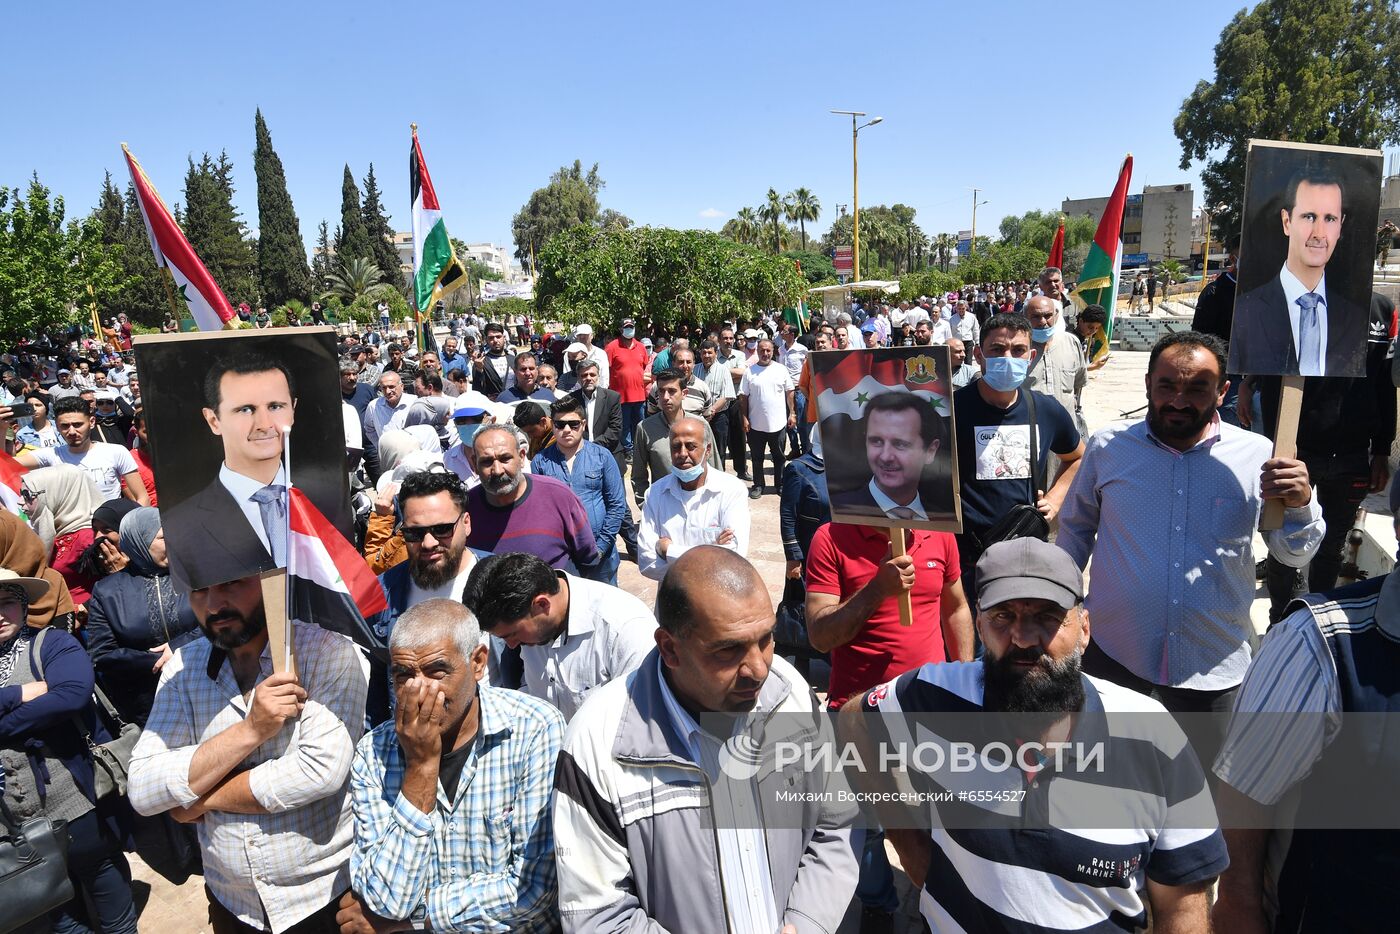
[
  {"left": 251, "top": 483, "right": 288, "bottom": 565},
  {"left": 1297, "top": 292, "right": 1323, "bottom": 373}
]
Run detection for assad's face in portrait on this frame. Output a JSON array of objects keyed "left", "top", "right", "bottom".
[
  {"left": 865, "top": 406, "right": 939, "bottom": 504},
  {"left": 202, "top": 368, "right": 296, "bottom": 476},
  {"left": 1282, "top": 180, "right": 1343, "bottom": 279}
]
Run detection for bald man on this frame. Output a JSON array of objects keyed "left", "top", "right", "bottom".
[{"left": 553, "top": 547, "right": 859, "bottom": 932}]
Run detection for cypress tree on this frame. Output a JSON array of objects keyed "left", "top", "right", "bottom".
[
  {"left": 182, "top": 151, "right": 258, "bottom": 306},
  {"left": 109, "top": 181, "right": 168, "bottom": 326},
  {"left": 311, "top": 219, "right": 333, "bottom": 292},
  {"left": 253, "top": 109, "right": 311, "bottom": 306},
  {"left": 335, "top": 165, "right": 371, "bottom": 266},
  {"left": 359, "top": 163, "right": 402, "bottom": 286},
  {"left": 95, "top": 171, "right": 124, "bottom": 246}
]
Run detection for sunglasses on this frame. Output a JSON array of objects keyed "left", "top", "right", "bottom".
[
  {"left": 555, "top": 419, "right": 584, "bottom": 431},
  {"left": 400, "top": 513, "right": 464, "bottom": 544}
]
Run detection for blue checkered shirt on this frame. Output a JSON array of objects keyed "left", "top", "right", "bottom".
[{"left": 349, "top": 683, "right": 564, "bottom": 932}]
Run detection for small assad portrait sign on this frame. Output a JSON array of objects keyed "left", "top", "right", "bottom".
[{"left": 811, "top": 345, "right": 961, "bottom": 532}]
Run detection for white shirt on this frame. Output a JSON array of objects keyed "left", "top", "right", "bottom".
[
  {"left": 1279, "top": 262, "right": 1330, "bottom": 376},
  {"left": 778, "top": 341, "right": 808, "bottom": 383},
  {"left": 867, "top": 478, "right": 928, "bottom": 521},
  {"left": 219, "top": 463, "right": 287, "bottom": 558},
  {"left": 443, "top": 443, "right": 479, "bottom": 489},
  {"left": 638, "top": 468, "right": 750, "bottom": 581},
  {"left": 738, "top": 362, "right": 794, "bottom": 433},
  {"left": 363, "top": 393, "right": 419, "bottom": 449},
  {"left": 30, "top": 442, "right": 138, "bottom": 503},
  {"left": 519, "top": 574, "right": 656, "bottom": 721},
  {"left": 342, "top": 403, "right": 363, "bottom": 451},
  {"left": 947, "top": 311, "right": 980, "bottom": 346},
  {"left": 928, "top": 319, "right": 953, "bottom": 345},
  {"left": 844, "top": 324, "right": 863, "bottom": 348},
  {"left": 405, "top": 549, "right": 478, "bottom": 606}
]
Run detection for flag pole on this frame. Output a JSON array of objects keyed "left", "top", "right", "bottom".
[{"left": 261, "top": 425, "right": 295, "bottom": 675}]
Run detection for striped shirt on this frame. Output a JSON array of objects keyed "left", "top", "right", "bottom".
[
  {"left": 1057, "top": 418, "right": 1324, "bottom": 689},
  {"left": 349, "top": 684, "right": 564, "bottom": 932},
  {"left": 129, "top": 623, "right": 369, "bottom": 932},
  {"left": 863, "top": 662, "right": 1228, "bottom": 933}
]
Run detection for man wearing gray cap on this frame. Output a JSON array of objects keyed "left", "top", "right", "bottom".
[{"left": 843, "top": 537, "right": 1226, "bottom": 934}]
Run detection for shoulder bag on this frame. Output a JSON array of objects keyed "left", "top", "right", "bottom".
[{"left": 976, "top": 387, "right": 1051, "bottom": 548}]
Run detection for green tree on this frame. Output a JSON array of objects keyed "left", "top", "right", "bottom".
[
  {"left": 722, "top": 207, "right": 761, "bottom": 246},
  {"left": 95, "top": 171, "right": 124, "bottom": 247},
  {"left": 107, "top": 181, "right": 169, "bottom": 326},
  {"left": 311, "top": 219, "right": 333, "bottom": 291},
  {"left": 1154, "top": 258, "right": 1187, "bottom": 296},
  {"left": 182, "top": 151, "right": 259, "bottom": 306},
  {"left": 786, "top": 187, "right": 821, "bottom": 251},
  {"left": 932, "top": 233, "right": 957, "bottom": 272},
  {"left": 360, "top": 163, "right": 402, "bottom": 287},
  {"left": 0, "top": 175, "right": 130, "bottom": 339},
  {"left": 1175, "top": 0, "right": 1400, "bottom": 237},
  {"left": 320, "top": 257, "right": 397, "bottom": 303},
  {"left": 598, "top": 208, "right": 633, "bottom": 229},
  {"left": 511, "top": 160, "right": 603, "bottom": 265},
  {"left": 335, "top": 165, "right": 372, "bottom": 263},
  {"left": 253, "top": 109, "right": 311, "bottom": 306},
  {"left": 759, "top": 188, "right": 786, "bottom": 253},
  {"left": 782, "top": 249, "right": 837, "bottom": 285}
]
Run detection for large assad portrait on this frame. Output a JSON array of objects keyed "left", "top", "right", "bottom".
[
  {"left": 811, "top": 345, "right": 961, "bottom": 533},
  {"left": 1228, "top": 139, "right": 1383, "bottom": 379},
  {"left": 134, "top": 328, "right": 351, "bottom": 592}
]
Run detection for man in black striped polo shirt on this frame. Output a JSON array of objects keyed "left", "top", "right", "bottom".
[{"left": 841, "top": 538, "right": 1227, "bottom": 932}]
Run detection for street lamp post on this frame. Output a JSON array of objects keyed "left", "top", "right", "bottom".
[
  {"left": 832, "top": 110, "right": 883, "bottom": 281},
  {"left": 969, "top": 188, "right": 989, "bottom": 254}
]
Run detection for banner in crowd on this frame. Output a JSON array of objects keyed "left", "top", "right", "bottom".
[
  {"left": 480, "top": 280, "right": 535, "bottom": 301},
  {"left": 810, "top": 345, "right": 961, "bottom": 532},
  {"left": 1228, "top": 139, "right": 1383, "bottom": 379},
  {"left": 134, "top": 328, "right": 351, "bottom": 593}
]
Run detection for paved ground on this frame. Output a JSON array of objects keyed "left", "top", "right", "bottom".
[{"left": 127, "top": 345, "right": 1290, "bottom": 932}]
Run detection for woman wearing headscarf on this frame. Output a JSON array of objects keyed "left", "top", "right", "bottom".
[
  {"left": 0, "top": 510, "right": 76, "bottom": 632},
  {"left": 0, "top": 569, "right": 139, "bottom": 933},
  {"left": 22, "top": 465, "right": 103, "bottom": 607},
  {"left": 84, "top": 507, "right": 198, "bottom": 727}
]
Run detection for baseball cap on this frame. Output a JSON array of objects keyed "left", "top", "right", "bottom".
[
  {"left": 975, "top": 538, "right": 1084, "bottom": 611},
  {"left": 575, "top": 323, "right": 594, "bottom": 337},
  {"left": 641, "top": 337, "right": 653, "bottom": 348},
  {"left": 57, "top": 368, "right": 71, "bottom": 375},
  {"left": 452, "top": 392, "right": 493, "bottom": 418},
  {"left": 743, "top": 328, "right": 761, "bottom": 339},
  {"left": 621, "top": 317, "right": 636, "bottom": 328},
  {"left": 860, "top": 320, "right": 878, "bottom": 334},
  {"left": 564, "top": 341, "right": 589, "bottom": 355}
]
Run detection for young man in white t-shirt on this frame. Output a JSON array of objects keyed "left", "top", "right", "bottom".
[
  {"left": 738, "top": 337, "right": 795, "bottom": 500},
  {"left": 16, "top": 396, "right": 147, "bottom": 504}
]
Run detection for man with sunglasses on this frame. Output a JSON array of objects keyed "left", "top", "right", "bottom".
[{"left": 531, "top": 396, "right": 626, "bottom": 585}]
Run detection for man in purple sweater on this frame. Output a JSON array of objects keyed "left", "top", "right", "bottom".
[{"left": 466, "top": 425, "right": 600, "bottom": 573}]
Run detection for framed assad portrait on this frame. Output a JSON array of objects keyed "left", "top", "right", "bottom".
[
  {"left": 1229, "top": 140, "right": 1383, "bottom": 379},
  {"left": 134, "top": 327, "right": 350, "bottom": 592},
  {"left": 811, "top": 345, "right": 961, "bottom": 532}
]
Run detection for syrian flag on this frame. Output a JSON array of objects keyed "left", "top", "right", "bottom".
[
  {"left": 121, "top": 145, "right": 237, "bottom": 331},
  {"left": 410, "top": 127, "right": 468, "bottom": 315},
  {"left": 0, "top": 450, "right": 28, "bottom": 516},
  {"left": 1047, "top": 219, "right": 1065, "bottom": 271},
  {"left": 1070, "top": 155, "right": 1134, "bottom": 340},
  {"left": 809, "top": 348, "right": 951, "bottom": 423},
  {"left": 287, "top": 488, "right": 387, "bottom": 651}
]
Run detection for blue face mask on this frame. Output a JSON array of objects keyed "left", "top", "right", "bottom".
[
  {"left": 981, "top": 355, "right": 1030, "bottom": 392},
  {"left": 622, "top": 327, "right": 636, "bottom": 339},
  {"left": 457, "top": 423, "right": 483, "bottom": 446},
  {"left": 671, "top": 461, "right": 705, "bottom": 483},
  {"left": 1031, "top": 325, "right": 1055, "bottom": 343}
]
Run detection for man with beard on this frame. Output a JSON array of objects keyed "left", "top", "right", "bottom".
[
  {"left": 129, "top": 572, "right": 369, "bottom": 932},
  {"left": 554, "top": 547, "right": 859, "bottom": 931},
  {"left": 464, "top": 425, "right": 598, "bottom": 574},
  {"left": 462, "top": 552, "right": 655, "bottom": 721},
  {"left": 1057, "top": 331, "right": 1321, "bottom": 738},
  {"left": 471, "top": 322, "right": 516, "bottom": 400},
  {"left": 843, "top": 537, "right": 1228, "bottom": 934}
]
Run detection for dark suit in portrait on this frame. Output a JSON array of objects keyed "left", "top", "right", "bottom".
[
  {"left": 1229, "top": 276, "right": 1368, "bottom": 378},
  {"left": 164, "top": 475, "right": 278, "bottom": 593}
]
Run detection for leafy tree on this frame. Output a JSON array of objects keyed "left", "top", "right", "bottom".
[
  {"left": 1154, "top": 258, "right": 1187, "bottom": 295},
  {"left": 335, "top": 165, "right": 372, "bottom": 264},
  {"left": 722, "top": 207, "right": 761, "bottom": 246},
  {"left": 0, "top": 175, "right": 130, "bottom": 339},
  {"left": 535, "top": 226, "right": 806, "bottom": 331},
  {"left": 253, "top": 109, "right": 311, "bottom": 306},
  {"left": 598, "top": 209, "right": 632, "bottom": 229},
  {"left": 311, "top": 220, "right": 333, "bottom": 291},
  {"left": 182, "top": 151, "right": 259, "bottom": 306},
  {"left": 1175, "top": 0, "right": 1400, "bottom": 237},
  {"left": 953, "top": 242, "right": 1048, "bottom": 285},
  {"left": 320, "top": 257, "right": 397, "bottom": 302},
  {"left": 782, "top": 249, "right": 837, "bottom": 285},
  {"left": 511, "top": 160, "right": 603, "bottom": 264},
  {"left": 786, "top": 188, "right": 821, "bottom": 251},
  {"left": 95, "top": 172, "right": 124, "bottom": 247},
  {"left": 759, "top": 188, "right": 787, "bottom": 253},
  {"left": 898, "top": 268, "right": 962, "bottom": 301},
  {"left": 360, "top": 163, "right": 403, "bottom": 286},
  {"left": 105, "top": 181, "right": 169, "bottom": 326},
  {"left": 931, "top": 233, "right": 957, "bottom": 272}
]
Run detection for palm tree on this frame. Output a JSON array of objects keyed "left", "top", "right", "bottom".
[
  {"left": 786, "top": 187, "right": 821, "bottom": 251},
  {"left": 759, "top": 188, "right": 786, "bottom": 254},
  {"left": 724, "top": 207, "right": 760, "bottom": 246},
  {"left": 1155, "top": 258, "right": 1186, "bottom": 299},
  {"left": 321, "top": 257, "right": 397, "bottom": 302},
  {"left": 933, "top": 233, "right": 957, "bottom": 272}
]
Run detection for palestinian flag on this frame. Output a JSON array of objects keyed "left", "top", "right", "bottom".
[
  {"left": 287, "top": 488, "right": 387, "bottom": 653},
  {"left": 410, "top": 127, "right": 467, "bottom": 316},
  {"left": 1070, "top": 155, "right": 1133, "bottom": 340},
  {"left": 122, "top": 144, "right": 237, "bottom": 331}
]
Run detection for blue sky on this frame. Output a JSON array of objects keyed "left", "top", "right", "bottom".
[{"left": 5, "top": 0, "right": 1258, "bottom": 259}]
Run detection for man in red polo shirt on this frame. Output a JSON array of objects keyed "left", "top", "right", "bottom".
[
  {"left": 805, "top": 520, "right": 974, "bottom": 925},
  {"left": 605, "top": 316, "right": 649, "bottom": 460}
]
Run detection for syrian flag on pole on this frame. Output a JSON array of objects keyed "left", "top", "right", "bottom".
[
  {"left": 1070, "top": 155, "right": 1134, "bottom": 340},
  {"left": 121, "top": 145, "right": 236, "bottom": 331},
  {"left": 1047, "top": 219, "right": 1065, "bottom": 271},
  {"left": 286, "top": 488, "right": 387, "bottom": 652},
  {"left": 0, "top": 450, "right": 28, "bottom": 516},
  {"left": 410, "top": 128, "right": 468, "bottom": 315}
]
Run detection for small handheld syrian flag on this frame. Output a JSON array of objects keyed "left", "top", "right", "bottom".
[{"left": 286, "top": 488, "right": 387, "bottom": 652}]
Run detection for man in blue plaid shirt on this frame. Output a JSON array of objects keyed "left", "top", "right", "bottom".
[{"left": 337, "top": 599, "right": 564, "bottom": 933}]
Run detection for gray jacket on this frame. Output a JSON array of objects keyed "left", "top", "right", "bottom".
[{"left": 553, "top": 650, "right": 858, "bottom": 933}]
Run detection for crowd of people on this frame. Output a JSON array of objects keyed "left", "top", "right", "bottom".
[{"left": 0, "top": 260, "right": 1395, "bottom": 933}]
